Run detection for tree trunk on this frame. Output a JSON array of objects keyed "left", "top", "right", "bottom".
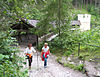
[
  {"left": 99, "top": 0, "right": 100, "bottom": 14},
  {"left": 81, "top": 0, "right": 83, "bottom": 9},
  {"left": 95, "top": 0, "right": 97, "bottom": 8},
  {"left": 86, "top": 0, "right": 88, "bottom": 9},
  {"left": 76, "top": 0, "right": 77, "bottom": 8},
  {"left": 90, "top": 0, "right": 92, "bottom": 5},
  {"left": 84, "top": 0, "right": 86, "bottom": 8},
  {"left": 58, "top": 0, "right": 61, "bottom": 37}
]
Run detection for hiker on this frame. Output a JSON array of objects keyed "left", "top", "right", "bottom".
[
  {"left": 41, "top": 43, "right": 50, "bottom": 68},
  {"left": 24, "top": 44, "right": 36, "bottom": 69}
]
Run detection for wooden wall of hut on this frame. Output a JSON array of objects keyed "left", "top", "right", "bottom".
[{"left": 13, "top": 33, "right": 37, "bottom": 46}]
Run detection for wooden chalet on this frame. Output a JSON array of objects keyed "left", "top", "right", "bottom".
[{"left": 11, "top": 18, "right": 39, "bottom": 46}]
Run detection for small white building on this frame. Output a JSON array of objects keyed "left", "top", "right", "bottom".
[{"left": 78, "top": 14, "right": 91, "bottom": 31}]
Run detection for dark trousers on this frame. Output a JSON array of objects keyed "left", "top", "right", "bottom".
[
  {"left": 27, "top": 56, "right": 32, "bottom": 66},
  {"left": 43, "top": 54, "right": 47, "bottom": 67}
]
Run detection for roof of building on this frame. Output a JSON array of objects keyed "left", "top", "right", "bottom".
[
  {"left": 11, "top": 19, "right": 38, "bottom": 30},
  {"left": 71, "top": 20, "right": 81, "bottom": 26},
  {"left": 24, "top": 19, "right": 39, "bottom": 28}
]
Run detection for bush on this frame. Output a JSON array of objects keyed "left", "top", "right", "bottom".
[
  {"left": 56, "top": 56, "right": 62, "bottom": 62},
  {"left": 0, "top": 30, "right": 28, "bottom": 77},
  {"left": 63, "top": 63, "right": 84, "bottom": 71},
  {"left": 63, "top": 51, "right": 72, "bottom": 57},
  {"left": 64, "top": 63, "right": 75, "bottom": 69},
  {"left": 74, "top": 64, "right": 83, "bottom": 71},
  {"left": 78, "top": 55, "right": 84, "bottom": 60}
]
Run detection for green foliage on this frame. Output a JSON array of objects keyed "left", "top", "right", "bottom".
[
  {"left": 0, "top": 29, "right": 28, "bottom": 77},
  {"left": 78, "top": 55, "right": 84, "bottom": 60},
  {"left": 74, "top": 64, "right": 84, "bottom": 71},
  {"left": 63, "top": 63, "right": 75, "bottom": 69},
  {"left": 38, "top": 42, "right": 44, "bottom": 51},
  {"left": 0, "top": 0, "right": 99, "bottom": 75},
  {"left": 87, "top": 5, "right": 99, "bottom": 16},
  {"left": 56, "top": 56, "right": 62, "bottom": 62},
  {"left": 72, "top": 9, "right": 89, "bottom": 20},
  {"left": 36, "top": 0, "right": 72, "bottom": 37},
  {"left": 0, "top": 0, "right": 42, "bottom": 75},
  {"left": 63, "top": 62, "right": 83, "bottom": 71},
  {"left": 0, "top": 54, "right": 5, "bottom": 60},
  {"left": 0, "top": 30, "right": 18, "bottom": 54},
  {"left": 50, "top": 25, "right": 100, "bottom": 61},
  {"left": 63, "top": 51, "right": 72, "bottom": 57}
]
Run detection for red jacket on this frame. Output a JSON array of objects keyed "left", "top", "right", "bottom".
[{"left": 41, "top": 50, "right": 49, "bottom": 61}]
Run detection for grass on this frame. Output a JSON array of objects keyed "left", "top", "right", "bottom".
[
  {"left": 56, "top": 57, "right": 84, "bottom": 72},
  {"left": 63, "top": 62, "right": 75, "bottom": 69},
  {"left": 53, "top": 44, "right": 100, "bottom": 63},
  {"left": 73, "top": 46, "right": 100, "bottom": 61}
]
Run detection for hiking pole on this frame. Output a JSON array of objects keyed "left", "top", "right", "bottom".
[
  {"left": 36, "top": 35, "right": 39, "bottom": 70},
  {"left": 37, "top": 50, "right": 39, "bottom": 70}
]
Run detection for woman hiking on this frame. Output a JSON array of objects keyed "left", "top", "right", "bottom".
[
  {"left": 24, "top": 44, "right": 36, "bottom": 69},
  {"left": 41, "top": 43, "right": 50, "bottom": 68}
]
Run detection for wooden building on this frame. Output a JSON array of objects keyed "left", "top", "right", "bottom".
[{"left": 11, "top": 18, "right": 38, "bottom": 46}]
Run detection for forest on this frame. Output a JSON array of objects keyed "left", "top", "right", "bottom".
[{"left": 0, "top": 0, "right": 100, "bottom": 77}]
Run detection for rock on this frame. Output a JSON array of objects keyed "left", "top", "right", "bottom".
[
  {"left": 69, "top": 62, "right": 75, "bottom": 65},
  {"left": 67, "top": 57, "right": 71, "bottom": 61},
  {"left": 79, "top": 60, "right": 83, "bottom": 64},
  {"left": 96, "top": 71, "right": 100, "bottom": 77},
  {"left": 89, "top": 59, "right": 94, "bottom": 62}
]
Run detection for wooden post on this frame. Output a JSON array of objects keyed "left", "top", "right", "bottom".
[
  {"left": 78, "top": 43, "right": 80, "bottom": 56},
  {"left": 18, "top": 32, "right": 22, "bottom": 42},
  {"left": 37, "top": 49, "right": 38, "bottom": 70},
  {"left": 82, "top": 56, "right": 85, "bottom": 73}
]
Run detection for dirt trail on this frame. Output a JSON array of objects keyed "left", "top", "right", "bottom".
[{"left": 19, "top": 46, "right": 87, "bottom": 77}]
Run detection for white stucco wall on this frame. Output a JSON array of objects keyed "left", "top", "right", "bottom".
[{"left": 78, "top": 14, "right": 91, "bottom": 31}]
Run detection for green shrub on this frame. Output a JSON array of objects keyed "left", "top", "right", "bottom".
[
  {"left": 63, "top": 63, "right": 75, "bottom": 69},
  {"left": 78, "top": 55, "right": 84, "bottom": 60},
  {"left": 64, "top": 51, "right": 72, "bottom": 57},
  {"left": 74, "top": 64, "right": 83, "bottom": 71},
  {"left": 56, "top": 57, "right": 62, "bottom": 62},
  {"left": 38, "top": 42, "right": 44, "bottom": 51},
  {"left": 0, "top": 30, "right": 28, "bottom": 77},
  {"left": 64, "top": 63, "right": 84, "bottom": 71}
]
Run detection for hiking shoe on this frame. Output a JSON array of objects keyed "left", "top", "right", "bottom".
[{"left": 44, "top": 66, "right": 47, "bottom": 68}]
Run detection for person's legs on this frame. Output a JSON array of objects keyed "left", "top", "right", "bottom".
[
  {"left": 43, "top": 54, "right": 47, "bottom": 67},
  {"left": 29, "top": 58, "right": 31, "bottom": 65},
  {"left": 31, "top": 56, "right": 32, "bottom": 63},
  {"left": 29, "top": 56, "right": 32, "bottom": 69},
  {"left": 44, "top": 58, "right": 47, "bottom": 67}
]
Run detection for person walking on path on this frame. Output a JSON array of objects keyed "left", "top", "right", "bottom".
[
  {"left": 41, "top": 43, "right": 50, "bottom": 68},
  {"left": 24, "top": 44, "right": 36, "bottom": 69}
]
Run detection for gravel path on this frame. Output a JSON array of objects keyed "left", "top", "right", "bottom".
[{"left": 19, "top": 46, "right": 87, "bottom": 77}]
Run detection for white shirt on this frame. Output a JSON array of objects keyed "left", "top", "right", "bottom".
[
  {"left": 24, "top": 47, "right": 36, "bottom": 55},
  {"left": 42, "top": 46, "right": 49, "bottom": 52}
]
